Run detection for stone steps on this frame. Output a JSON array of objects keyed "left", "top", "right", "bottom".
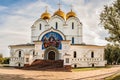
[{"left": 23, "top": 59, "right": 66, "bottom": 71}]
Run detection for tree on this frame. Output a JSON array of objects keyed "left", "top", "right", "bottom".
[
  {"left": 100, "top": 0, "right": 120, "bottom": 45},
  {"left": 104, "top": 44, "right": 112, "bottom": 64},
  {"left": 105, "top": 44, "right": 120, "bottom": 64},
  {"left": 3, "top": 58, "right": 9, "bottom": 64},
  {"left": 0, "top": 58, "right": 4, "bottom": 64},
  {"left": 0, "top": 54, "right": 3, "bottom": 58}
]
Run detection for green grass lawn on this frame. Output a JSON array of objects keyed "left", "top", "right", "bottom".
[
  {"left": 105, "top": 74, "right": 120, "bottom": 80},
  {"left": 72, "top": 66, "right": 112, "bottom": 72}
]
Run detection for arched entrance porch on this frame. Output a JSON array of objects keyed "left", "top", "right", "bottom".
[{"left": 44, "top": 47, "right": 59, "bottom": 60}]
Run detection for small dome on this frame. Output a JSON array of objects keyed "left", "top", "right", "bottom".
[
  {"left": 41, "top": 11, "right": 51, "bottom": 20},
  {"left": 66, "top": 10, "right": 76, "bottom": 20},
  {"left": 53, "top": 9, "right": 66, "bottom": 20}
]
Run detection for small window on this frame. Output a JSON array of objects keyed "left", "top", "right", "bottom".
[
  {"left": 55, "top": 22, "right": 58, "bottom": 29},
  {"left": 72, "top": 22, "right": 74, "bottom": 29},
  {"left": 97, "top": 59, "right": 99, "bottom": 61},
  {"left": 74, "top": 51, "right": 76, "bottom": 58},
  {"left": 66, "top": 58, "right": 69, "bottom": 63},
  {"left": 26, "top": 58, "right": 29, "bottom": 62},
  {"left": 39, "top": 24, "right": 42, "bottom": 30},
  {"left": 18, "top": 63, "right": 21, "bottom": 67},
  {"left": 91, "top": 51, "right": 94, "bottom": 58},
  {"left": 72, "top": 37, "right": 74, "bottom": 44},
  {"left": 33, "top": 51, "right": 35, "bottom": 56},
  {"left": 84, "top": 59, "right": 86, "bottom": 61},
  {"left": 74, "top": 64, "right": 77, "bottom": 68},
  {"left": 19, "top": 51, "right": 21, "bottom": 57},
  {"left": 92, "top": 64, "right": 94, "bottom": 67}
]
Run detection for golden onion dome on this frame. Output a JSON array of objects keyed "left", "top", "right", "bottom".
[
  {"left": 41, "top": 10, "right": 51, "bottom": 20},
  {"left": 66, "top": 10, "right": 76, "bottom": 20},
  {"left": 53, "top": 9, "right": 66, "bottom": 20}
]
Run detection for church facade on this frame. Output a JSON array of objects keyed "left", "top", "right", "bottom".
[{"left": 9, "top": 6, "right": 106, "bottom": 68}]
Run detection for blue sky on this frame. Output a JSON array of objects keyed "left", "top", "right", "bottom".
[
  {"left": 0, "top": 0, "right": 114, "bottom": 57},
  {"left": 0, "top": 0, "right": 36, "bottom": 6}
]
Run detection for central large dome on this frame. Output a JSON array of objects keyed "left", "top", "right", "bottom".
[{"left": 53, "top": 9, "right": 66, "bottom": 20}]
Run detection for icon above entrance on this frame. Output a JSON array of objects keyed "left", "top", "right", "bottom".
[{"left": 41, "top": 31, "right": 63, "bottom": 50}]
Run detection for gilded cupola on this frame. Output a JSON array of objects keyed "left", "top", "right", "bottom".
[
  {"left": 53, "top": 2, "right": 66, "bottom": 20},
  {"left": 66, "top": 5, "right": 76, "bottom": 20},
  {"left": 53, "top": 8, "right": 66, "bottom": 20},
  {"left": 66, "top": 9, "right": 76, "bottom": 20},
  {"left": 41, "top": 7, "right": 51, "bottom": 20}
]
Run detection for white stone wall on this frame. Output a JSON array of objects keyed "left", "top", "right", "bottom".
[
  {"left": 49, "top": 15, "right": 65, "bottom": 31},
  {"left": 34, "top": 41, "right": 44, "bottom": 60},
  {"left": 31, "top": 16, "right": 82, "bottom": 44},
  {"left": 9, "top": 12, "right": 106, "bottom": 67},
  {"left": 64, "top": 45, "right": 106, "bottom": 67},
  {"left": 31, "top": 19, "right": 48, "bottom": 42},
  {"left": 34, "top": 40, "right": 71, "bottom": 60},
  {"left": 9, "top": 46, "right": 35, "bottom": 67}
]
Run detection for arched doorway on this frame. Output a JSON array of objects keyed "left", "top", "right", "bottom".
[
  {"left": 48, "top": 51, "right": 55, "bottom": 60},
  {"left": 74, "top": 64, "right": 77, "bottom": 68},
  {"left": 44, "top": 47, "right": 59, "bottom": 60},
  {"left": 18, "top": 63, "right": 21, "bottom": 67},
  {"left": 92, "top": 64, "right": 94, "bottom": 67}
]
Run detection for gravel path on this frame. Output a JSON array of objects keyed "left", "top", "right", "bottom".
[{"left": 0, "top": 66, "right": 120, "bottom": 80}]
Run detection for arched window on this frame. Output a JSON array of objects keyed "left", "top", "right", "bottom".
[
  {"left": 66, "top": 58, "right": 69, "bottom": 63},
  {"left": 72, "top": 22, "right": 74, "bottom": 29},
  {"left": 92, "top": 64, "right": 94, "bottom": 67},
  {"left": 39, "top": 24, "right": 42, "bottom": 30},
  {"left": 74, "top": 51, "right": 76, "bottom": 58},
  {"left": 33, "top": 51, "right": 35, "bottom": 56},
  {"left": 19, "top": 51, "right": 21, "bottom": 57},
  {"left": 72, "top": 37, "right": 74, "bottom": 44},
  {"left": 91, "top": 51, "right": 94, "bottom": 58},
  {"left": 74, "top": 64, "right": 77, "bottom": 68},
  {"left": 26, "top": 58, "right": 29, "bottom": 62},
  {"left": 55, "top": 22, "right": 58, "bottom": 29},
  {"left": 18, "top": 63, "right": 21, "bottom": 67}
]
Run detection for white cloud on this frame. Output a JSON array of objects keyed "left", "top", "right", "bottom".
[
  {"left": 0, "top": 0, "right": 115, "bottom": 57},
  {"left": 0, "top": 0, "right": 52, "bottom": 57},
  {"left": 62, "top": 0, "right": 114, "bottom": 45},
  {"left": 0, "top": 6, "right": 7, "bottom": 11}
]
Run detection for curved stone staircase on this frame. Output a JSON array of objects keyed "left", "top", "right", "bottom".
[{"left": 23, "top": 59, "right": 69, "bottom": 71}]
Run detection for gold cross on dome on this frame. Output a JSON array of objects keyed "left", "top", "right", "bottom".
[
  {"left": 70, "top": 4, "right": 73, "bottom": 11},
  {"left": 45, "top": 6, "right": 48, "bottom": 12},
  {"left": 57, "top": 0, "right": 62, "bottom": 10}
]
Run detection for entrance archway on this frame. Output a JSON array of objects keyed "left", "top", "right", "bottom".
[
  {"left": 18, "top": 63, "right": 21, "bottom": 67},
  {"left": 48, "top": 51, "right": 55, "bottom": 60},
  {"left": 92, "top": 64, "right": 94, "bottom": 67},
  {"left": 44, "top": 47, "right": 59, "bottom": 60}
]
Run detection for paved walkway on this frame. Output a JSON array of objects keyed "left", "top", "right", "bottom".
[{"left": 0, "top": 66, "right": 120, "bottom": 80}]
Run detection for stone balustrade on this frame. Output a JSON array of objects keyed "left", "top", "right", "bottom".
[
  {"left": 71, "top": 58, "right": 102, "bottom": 62},
  {"left": 10, "top": 57, "right": 24, "bottom": 61}
]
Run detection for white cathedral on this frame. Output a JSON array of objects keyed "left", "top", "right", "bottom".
[{"left": 9, "top": 5, "right": 106, "bottom": 68}]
